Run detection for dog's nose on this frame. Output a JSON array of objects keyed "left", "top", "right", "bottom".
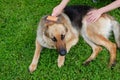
[{"left": 59, "top": 49, "right": 67, "bottom": 56}]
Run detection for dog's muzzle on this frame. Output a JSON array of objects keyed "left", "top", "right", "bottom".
[{"left": 59, "top": 48, "right": 67, "bottom": 56}]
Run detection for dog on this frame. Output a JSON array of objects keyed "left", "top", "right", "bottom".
[{"left": 29, "top": 5, "right": 120, "bottom": 73}]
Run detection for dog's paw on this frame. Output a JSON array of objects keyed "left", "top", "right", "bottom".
[
  {"left": 109, "top": 60, "right": 116, "bottom": 70},
  {"left": 58, "top": 61, "right": 64, "bottom": 68},
  {"left": 29, "top": 64, "right": 37, "bottom": 73}
]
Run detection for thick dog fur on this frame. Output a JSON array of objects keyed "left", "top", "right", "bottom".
[{"left": 29, "top": 5, "right": 120, "bottom": 72}]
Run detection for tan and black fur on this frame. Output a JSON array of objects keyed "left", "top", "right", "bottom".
[{"left": 29, "top": 5, "right": 120, "bottom": 73}]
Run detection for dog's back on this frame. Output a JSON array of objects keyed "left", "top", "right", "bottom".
[{"left": 64, "top": 5, "right": 93, "bottom": 31}]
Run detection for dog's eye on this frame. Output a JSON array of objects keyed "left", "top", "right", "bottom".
[
  {"left": 52, "top": 37, "right": 57, "bottom": 42},
  {"left": 61, "top": 34, "right": 65, "bottom": 40}
]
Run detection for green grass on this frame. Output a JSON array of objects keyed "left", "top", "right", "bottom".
[{"left": 0, "top": 0, "right": 120, "bottom": 80}]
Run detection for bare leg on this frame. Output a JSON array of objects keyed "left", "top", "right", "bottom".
[{"left": 29, "top": 40, "right": 42, "bottom": 73}]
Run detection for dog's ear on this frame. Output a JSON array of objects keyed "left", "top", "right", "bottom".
[
  {"left": 57, "top": 14, "right": 71, "bottom": 32},
  {"left": 56, "top": 14, "right": 66, "bottom": 24},
  {"left": 44, "top": 29, "right": 49, "bottom": 37},
  {"left": 39, "top": 16, "right": 51, "bottom": 37},
  {"left": 40, "top": 15, "right": 56, "bottom": 27}
]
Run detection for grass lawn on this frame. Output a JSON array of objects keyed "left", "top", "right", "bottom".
[{"left": 0, "top": 0, "right": 120, "bottom": 80}]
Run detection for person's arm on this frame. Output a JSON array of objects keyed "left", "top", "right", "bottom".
[
  {"left": 52, "top": 0, "right": 70, "bottom": 16},
  {"left": 87, "top": 0, "right": 120, "bottom": 23},
  {"left": 98, "top": 0, "right": 120, "bottom": 14}
]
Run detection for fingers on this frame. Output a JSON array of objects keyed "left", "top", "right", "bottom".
[
  {"left": 87, "top": 11, "right": 92, "bottom": 15},
  {"left": 86, "top": 10, "right": 102, "bottom": 23},
  {"left": 87, "top": 14, "right": 98, "bottom": 23},
  {"left": 51, "top": 10, "right": 57, "bottom": 16},
  {"left": 87, "top": 11, "right": 96, "bottom": 23},
  {"left": 51, "top": 8, "right": 59, "bottom": 16}
]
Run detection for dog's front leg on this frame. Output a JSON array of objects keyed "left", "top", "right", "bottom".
[
  {"left": 57, "top": 37, "right": 78, "bottom": 67},
  {"left": 58, "top": 55, "right": 65, "bottom": 68},
  {"left": 29, "top": 39, "right": 42, "bottom": 73},
  {"left": 66, "top": 37, "right": 78, "bottom": 52}
]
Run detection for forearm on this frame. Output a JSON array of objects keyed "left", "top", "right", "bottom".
[
  {"left": 98, "top": 0, "right": 120, "bottom": 14},
  {"left": 59, "top": 0, "right": 70, "bottom": 9},
  {"left": 51, "top": 0, "right": 70, "bottom": 16}
]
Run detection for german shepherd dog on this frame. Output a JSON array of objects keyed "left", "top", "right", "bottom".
[{"left": 29, "top": 5, "right": 120, "bottom": 72}]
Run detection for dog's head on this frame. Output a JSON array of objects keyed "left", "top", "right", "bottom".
[{"left": 40, "top": 14, "right": 69, "bottom": 56}]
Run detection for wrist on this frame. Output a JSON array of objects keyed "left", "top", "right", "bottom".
[{"left": 97, "top": 7, "right": 105, "bottom": 14}]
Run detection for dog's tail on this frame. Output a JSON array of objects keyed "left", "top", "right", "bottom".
[{"left": 112, "top": 18, "right": 120, "bottom": 48}]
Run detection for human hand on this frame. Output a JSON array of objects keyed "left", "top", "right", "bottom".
[
  {"left": 87, "top": 9, "right": 102, "bottom": 23},
  {"left": 52, "top": 5, "right": 63, "bottom": 16}
]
